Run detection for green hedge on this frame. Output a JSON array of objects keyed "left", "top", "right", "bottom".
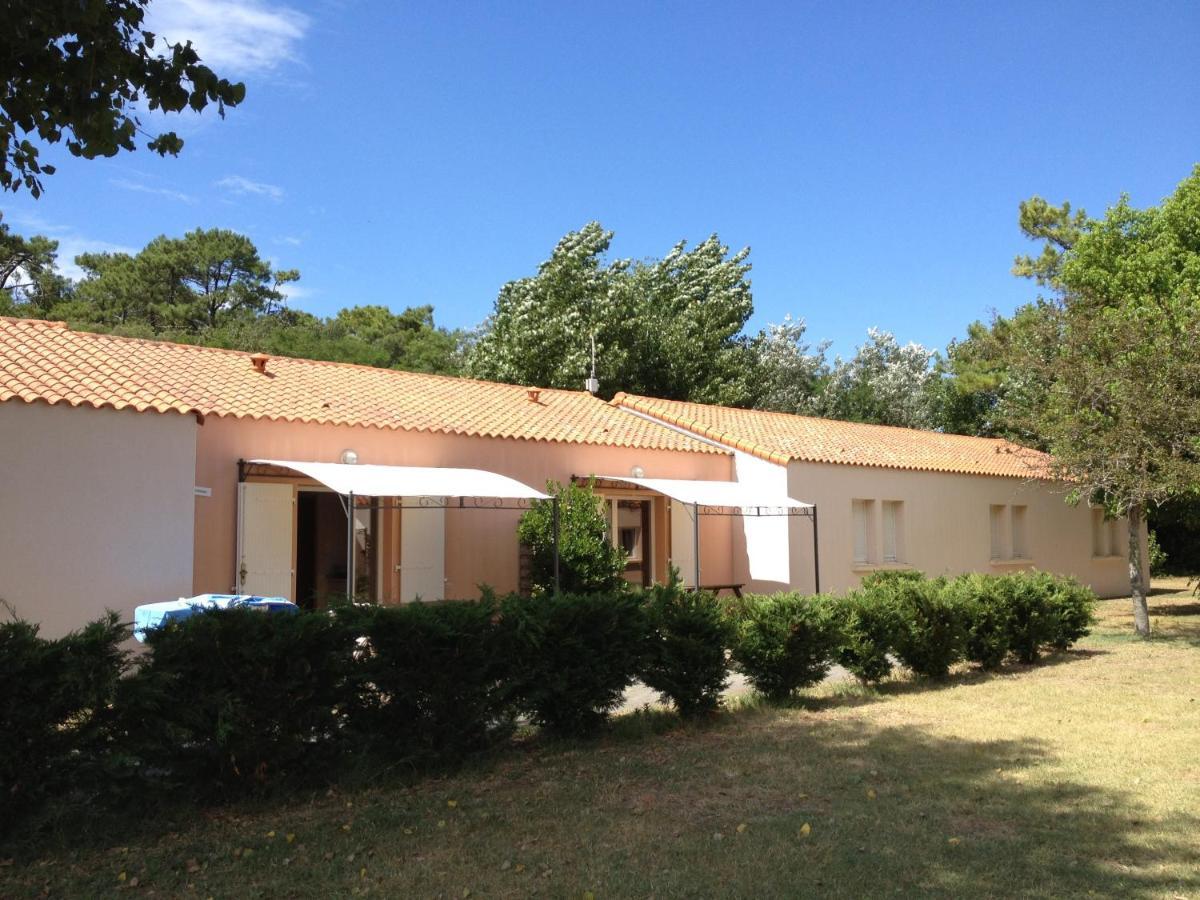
[
  {"left": 0, "top": 613, "right": 130, "bottom": 823},
  {"left": 1, "top": 569, "right": 1096, "bottom": 834},
  {"left": 501, "top": 590, "right": 648, "bottom": 736},
  {"left": 641, "top": 577, "right": 734, "bottom": 717},
  {"left": 730, "top": 592, "right": 840, "bottom": 700}
]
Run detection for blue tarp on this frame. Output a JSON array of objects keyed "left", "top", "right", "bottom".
[{"left": 133, "top": 593, "right": 298, "bottom": 642}]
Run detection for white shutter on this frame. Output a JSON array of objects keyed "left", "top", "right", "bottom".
[
  {"left": 399, "top": 500, "right": 445, "bottom": 601},
  {"left": 882, "top": 501, "right": 899, "bottom": 563},
  {"left": 1011, "top": 505, "right": 1028, "bottom": 559},
  {"left": 852, "top": 500, "right": 870, "bottom": 564},
  {"left": 990, "top": 505, "right": 1007, "bottom": 560},
  {"left": 236, "top": 482, "right": 295, "bottom": 599}
]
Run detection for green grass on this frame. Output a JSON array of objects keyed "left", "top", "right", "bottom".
[{"left": 4, "top": 580, "right": 1200, "bottom": 898}]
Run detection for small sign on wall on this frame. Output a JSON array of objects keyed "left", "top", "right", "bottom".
[{"left": 194, "top": 486, "right": 213, "bottom": 497}]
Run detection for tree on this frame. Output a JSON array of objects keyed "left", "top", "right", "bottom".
[
  {"left": 466, "top": 222, "right": 758, "bottom": 404},
  {"left": 0, "top": 213, "right": 69, "bottom": 316},
  {"left": 931, "top": 304, "right": 1058, "bottom": 443},
  {"left": 1, "top": 0, "right": 245, "bottom": 196},
  {"left": 74, "top": 228, "right": 297, "bottom": 331},
  {"left": 816, "top": 328, "right": 938, "bottom": 429},
  {"left": 745, "top": 316, "right": 830, "bottom": 415},
  {"left": 516, "top": 480, "right": 627, "bottom": 595},
  {"left": 1006, "top": 167, "right": 1200, "bottom": 635}
]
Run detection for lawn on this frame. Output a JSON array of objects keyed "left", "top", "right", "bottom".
[{"left": 4, "top": 580, "right": 1199, "bottom": 899}]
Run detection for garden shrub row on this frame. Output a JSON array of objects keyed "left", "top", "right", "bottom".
[{"left": 0, "top": 569, "right": 1094, "bottom": 833}]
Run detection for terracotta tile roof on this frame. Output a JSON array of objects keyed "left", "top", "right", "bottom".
[
  {"left": 612, "top": 392, "right": 1053, "bottom": 479},
  {"left": 0, "top": 318, "right": 724, "bottom": 454}
]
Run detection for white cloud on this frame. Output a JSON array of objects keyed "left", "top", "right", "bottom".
[
  {"left": 216, "top": 174, "right": 285, "bottom": 201},
  {"left": 147, "top": 0, "right": 309, "bottom": 76},
  {"left": 110, "top": 178, "right": 196, "bottom": 203},
  {"left": 276, "top": 235, "right": 304, "bottom": 246}
]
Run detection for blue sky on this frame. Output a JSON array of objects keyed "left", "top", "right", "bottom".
[{"left": 5, "top": 0, "right": 1199, "bottom": 356}]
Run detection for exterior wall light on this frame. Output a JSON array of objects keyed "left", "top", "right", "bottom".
[
  {"left": 631, "top": 465, "right": 645, "bottom": 478},
  {"left": 340, "top": 449, "right": 359, "bottom": 465}
]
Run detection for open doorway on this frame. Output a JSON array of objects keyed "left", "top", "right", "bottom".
[
  {"left": 295, "top": 490, "right": 377, "bottom": 609},
  {"left": 608, "top": 498, "right": 653, "bottom": 587}
]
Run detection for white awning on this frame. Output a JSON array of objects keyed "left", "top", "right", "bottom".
[
  {"left": 248, "top": 459, "right": 549, "bottom": 500},
  {"left": 593, "top": 475, "right": 812, "bottom": 511}
]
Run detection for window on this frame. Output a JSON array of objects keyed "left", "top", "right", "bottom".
[
  {"left": 852, "top": 499, "right": 874, "bottom": 565},
  {"left": 989, "top": 505, "right": 1007, "bottom": 560},
  {"left": 1091, "top": 508, "right": 1122, "bottom": 558},
  {"left": 1010, "top": 505, "right": 1028, "bottom": 559},
  {"left": 882, "top": 500, "right": 904, "bottom": 563},
  {"left": 619, "top": 526, "right": 642, "bottom": 560}
]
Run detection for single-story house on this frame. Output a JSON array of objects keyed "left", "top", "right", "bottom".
[
  {"left": 1, "top": 318, "right": 1139, "bottom": 637},
  {"left": 611, "top": 393, "right": 1144, "bottom": 598}
]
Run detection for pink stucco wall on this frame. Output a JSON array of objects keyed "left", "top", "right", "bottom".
[{"left": 192, "top": 415, "right": 735, "bottom": 598}]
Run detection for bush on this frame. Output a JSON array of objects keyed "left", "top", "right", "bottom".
[
  {"left": 730, "top": 593, "right": 840, "bottom": 701},
  {"left": 517, "top": 479, "right": 628, "bottom": 595},
  {"left": 1148, "top": 530, "right": 1168, "bottom": 576},
  {"left": 347, "top": 596, "right": 513, "bottom": 760},
  {"left": 886, "top": 576, "right": 967, "bottom": 678},
  {"left": 834, "top": 589, "right": 901, "bottom": 683},
  {"left": 945, "top": 574, "right": 1012, "bottom": 670},
  {"left": 641, "top": 576, "right": 733, "bottom": 717},
  {"left": 501, "top": 590, "right": 648, "bottom": 735},
  {"left": 117, "top": 608, "right": 358, "bottom": 797},
  {"left": 993, "top": 572, "right": 1061, "bottom": 664},
  {"left": 1044, "top": 575, "right": 1097, "bottom": 650},
  {"left": 0, "top": 612, "right": 130, "bottom": 827}
]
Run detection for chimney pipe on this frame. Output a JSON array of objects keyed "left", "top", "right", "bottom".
[{"left": 249, "top": 352, "right": 270, "bottom": 374}]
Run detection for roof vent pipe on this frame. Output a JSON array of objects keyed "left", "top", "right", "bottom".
[
  {"left": 585, "top": 333, "right": 599, "bottom": 394},
  {"left": 526, "top": 388, "right": 541, "bottom": 403},
  {"left": 249, "top": 352, "right": 270, "bottom": 374}
]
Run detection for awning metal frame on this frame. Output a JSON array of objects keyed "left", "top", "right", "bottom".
[
  {"left": 238, "top": 459, "right": 560, "bottom": 600},
  {"left": 578, "top": 474, "right": 821, "bottom": 594}
]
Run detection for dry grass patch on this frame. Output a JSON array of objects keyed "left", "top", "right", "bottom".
[{"left": 4, "top": 580, "right": 1200, "bottom": 898}]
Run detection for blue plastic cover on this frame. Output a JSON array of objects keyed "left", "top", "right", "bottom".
[{"left": 133, "top": 593, "right": 298, "bottom": 642}]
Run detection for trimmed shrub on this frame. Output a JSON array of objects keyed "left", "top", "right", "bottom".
[
  {"left": 834, "top": 589, "right": 901, "bottom": 683},
  {"left": 1044, "top": 575, "right": 1097, "bottom": 650},
  {"left": 641, "top": 576, "right": 733, "bottom": 717},
  {"left": 117, "top": 608, "right": 358, "bottom": 796},
  {"left": 946, "top": 574, "right": 1012, "bottom": 670},
  {"left": 887, "top": 576, "right": 967, "bottom": 678},
  {"left": 347, "top": 596, "right": 513, "bottom": 760},
  {"left": 730, "top": 593, "right": 840, "bottom": 701},
  {"left": 517, "top": 480, "right": 628, "bottom": 595},
  {"left": 0, "top": 612, "right": 130, "bottom": 826},
  {"left": 501, "top": 590, "right": 648, "bottom": 736},
  {"left": 994, "top": 572, "right": 1060, "bottom": 664}
]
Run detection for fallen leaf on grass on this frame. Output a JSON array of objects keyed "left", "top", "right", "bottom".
[
  {"left": 798, "top": 823, "right": 812, "bottom": 838},
  {"left": 736, "top": 823, "right": 748, "bottom": 834},
  {"left": 266, "top": 831, "right": 275, "bottom": 839},
  {"left": 286, "top": 833, "right": 296, "bottom": 844},
  {"left": 185, "top": 859, "right": 201, "bottom": 874},
  {"left": 447, "top": 799, "right": 458, "bottom": 808},
  {"left": 948, "top": 837, "right": 962, "bottom": 846},
  {"left": 866, "top": 788, "right": 877, "bottom": 800}
]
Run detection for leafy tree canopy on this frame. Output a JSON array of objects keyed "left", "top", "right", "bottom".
[
  {"left": 1, "top": 0, "right": 245, "bottom": 196},
  {"left": 466, "top": 222, "right": 759, "bottom": 405},
  {"left": 0, "top": 223, "right": 463, "bottom": 376},
  {"left": 1000, "top": 166, "right": 1200, "bottom": 634}
]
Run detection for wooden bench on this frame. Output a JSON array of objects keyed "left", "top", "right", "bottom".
[{"left": 690, "top": 583, "right": 745, "bottom": 598}]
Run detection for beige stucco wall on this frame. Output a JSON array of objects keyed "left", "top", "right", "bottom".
[
  {"left": 778, "top": 459, "right": 1143, "bottom": 599},
  {"left": 193, "top": 416, "right": 735, "bottom": 599},
  {"left": 0, "top": 402, "right": 197, "bottom": 636}
]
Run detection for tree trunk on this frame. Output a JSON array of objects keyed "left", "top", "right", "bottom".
[{"left": 1127, "top": 502, "right": 1150, "bottom": 637}]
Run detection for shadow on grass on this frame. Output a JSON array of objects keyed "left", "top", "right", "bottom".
[{"left": 10, "top": 707, "right": 1195, "bottom": 899}]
